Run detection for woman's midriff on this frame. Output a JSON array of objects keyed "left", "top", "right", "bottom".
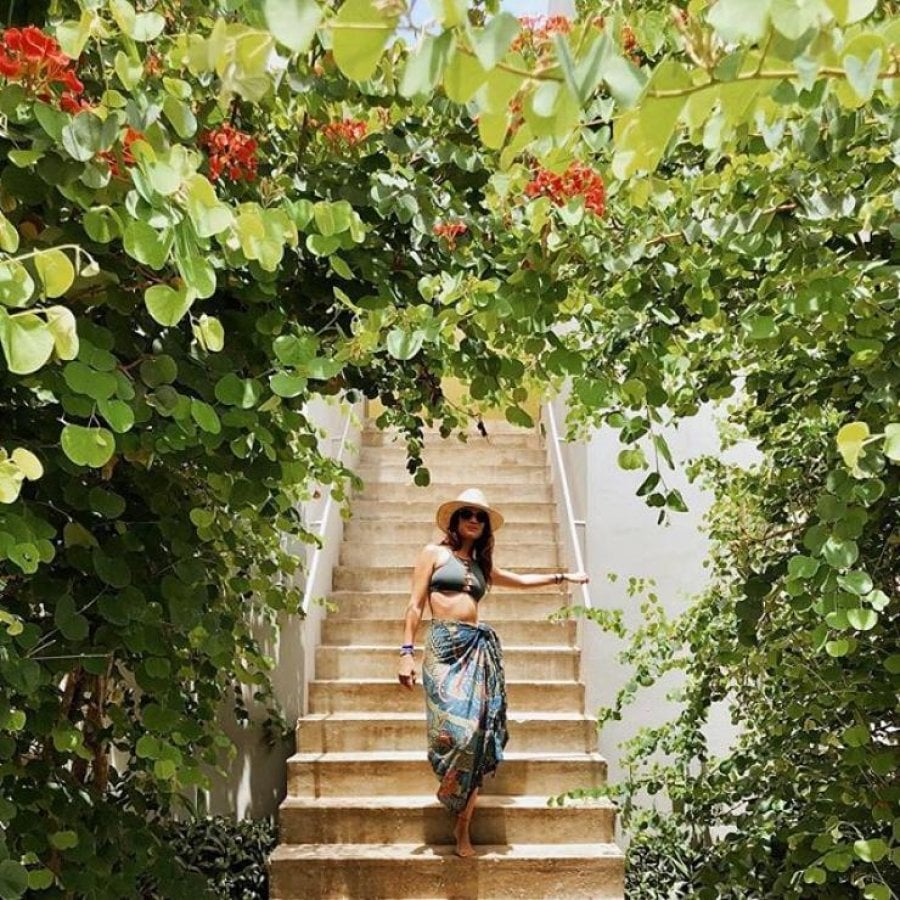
[{"left": 428, "top": 590, "right": 479, "bottom": 625}]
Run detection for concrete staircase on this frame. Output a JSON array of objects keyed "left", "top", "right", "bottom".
[{"left": 269, "top": 422, "right": 625, "bottom": 899}]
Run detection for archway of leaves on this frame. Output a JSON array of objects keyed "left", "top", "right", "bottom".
[{"left": 0, "top": 0, "right": 896, "bottom": 896}]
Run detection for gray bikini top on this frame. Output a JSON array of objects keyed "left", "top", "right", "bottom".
[{"left": 429, "top": 550, "right": 487, "bottom": 601}]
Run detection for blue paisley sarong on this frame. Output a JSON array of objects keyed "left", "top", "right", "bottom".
[{"left": 423, "top": 620, "right": 509, "bottom": 814}]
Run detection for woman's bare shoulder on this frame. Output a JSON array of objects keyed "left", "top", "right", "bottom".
[{"left": 417, "top": 542, "right": 445, "bottom": 562}]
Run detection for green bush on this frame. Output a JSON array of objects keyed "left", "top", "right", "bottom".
[{"left": 154, "top": 816, "right": 277, "bottom": 900}]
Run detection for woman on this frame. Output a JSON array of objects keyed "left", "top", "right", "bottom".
[{"left": 398, "top": 487, "right": 589, "bottom": 858}]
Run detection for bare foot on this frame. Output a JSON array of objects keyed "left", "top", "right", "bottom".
[{"left": 453, "top": 815, "right": 476, "bottom": 857}]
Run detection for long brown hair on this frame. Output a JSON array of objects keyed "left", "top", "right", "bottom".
[{"left": 440, "top": 509, "right": 494, "bottom": 587}]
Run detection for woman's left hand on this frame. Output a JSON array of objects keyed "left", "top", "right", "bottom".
[{"left": 566, "top": 571, "right": 590, "bottom": 584}]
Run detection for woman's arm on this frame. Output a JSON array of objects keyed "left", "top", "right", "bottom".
[{"left": 492, "top": 566, "right": 589, "bottom": 589}]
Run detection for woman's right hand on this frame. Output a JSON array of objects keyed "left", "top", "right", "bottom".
[{"left": 398, "top": 654, "right": 417, "bottom": 690}]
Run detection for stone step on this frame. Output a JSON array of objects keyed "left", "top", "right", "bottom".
[
  {"left": 308, "top": 680, "right": 585, "bottom": 713},
  {"left": 325, "top": 591, "right": 576, "bottom": 620},
  {"left": 321, "top": 617, "right": 576, "bottom": 646},
  {"left": 287, "top": 751, "right": 608, "bottom": 798},
  {"left": 277, "top": 794, "right": 615, "bottom": 845},
  {"left": 355, "top": 482, "right": 552, "bottom": 502},
  {"left": 343, "top": 520, "right": 559, "bottom": 543},
  {"left": 296, "top": 712, "right": 597, "bottom": 754},
  {"left": 316, "top": 645, "right": 579, "bottom": 681},
  {"left": 363, "top": 422, "right": 541, "bottom": 441},
  {"left": 360, "top": 445, "right": 549, "bottom": 467},
  {"left": 349, "top": 499, "right": 558, "bottom": 523},
  {"left": 269, "top": 842, "right": 625, "bottom": 899},
  {"left": 333, "top": 566, "right": 560, "bottom": 592},
  {"left": 339, "top": 542, "right": 561, "bottom": 568},
  {"left": 355, "top": 464, "right": 549, "bottom": 484}
]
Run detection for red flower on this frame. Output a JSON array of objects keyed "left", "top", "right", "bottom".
[
  {"left": 511, "top": 15, "right": 572, "bottom": 53},
  {"left": 199, "top": 123, "right": 259, "bottom": 183},
  {"left": 0, "top": 26, "right": 84, "bottom": 104},
  {"left": 60, "top": 91, "right": 91, "bottom": 114},
  {"left": 320, "top": 118, "right": 368, "bottom": 150},
  {"left": 524, "top": 162, "right": 606, "bottom": 217},
  {"left": 97, "top": 126, "right": 146, "bottom": 180},
  {"left": 433, "top": 221, "right": 468, "bottom": 249}
]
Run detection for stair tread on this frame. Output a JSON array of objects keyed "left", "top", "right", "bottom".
[
  {"left": 319, "top": 644, "right": 577, "bottom": 653},
  {"left": 289, "top": 751, "right": 606, "bottom": 763},
  {"left": 270, "top": 842, "right": 624, "bottom": 860},
  {"left": 310, "top": 678, "right": 581, "bottom": 685},
  {"left": 298, "top": 711, "right": 593, "bottom": 722},
  {"left": 279, "top": 794, "right": 615, "bottom": 810}
]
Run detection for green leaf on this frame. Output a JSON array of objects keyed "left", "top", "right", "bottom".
[
  {"left": 60, "top": 424, "right": 116, "bottom": 468},
  {"left": 841, "top": 723, "right": 870, "bottom": 747},
  {"left": 270, "top": 372, "right": 308, "bottom": 397},
  {"left": 61, "top": 111, "right": 105, "bottom": 162},
  {"left": 0, "top": 213, "right": 19, "bottom": 253},
  {"left": 618, "top": 448, "right": 647, "bottom": 470},
  {"left": 846, "top": 607, "right": 877, "bottom": 631},
  {"left": 826, "top": 0, "right": 877, "bottom": 24},
  {"left": 184, "top": 175, "right": 233, "bottom": 238},
  {"left": 770, "top": 0, "right": 831, "bottom": 40},
  {"left": 853, "top": 838, "right": 888, "bottom": 862},
  {"left": 48, "top": 830, "right": 79, "bottom": 850},
  {"left": 470, "top": 12, "right": 519, "bottom": 70},
  {"left": 505, "top": 406, "right": 533, "bottom": 428},
  {"left": 145, "top": 284, "right": 193, "bottom": 327},
  {"left": 708, "top": 0, "right": 772, "bottom": 42},
  {"left": 33, "top": 249, "right": 75, "bottom": 299},
  {"left": 190, "top": 398, "right": 221, "bottom": 434},
  {"left": 837, "top": 570, "right": 872, "bottom": 595},
  {"left": 123, "top": 221, "right": 173, "bottom": 270},
  {"left": 386, "top": 328, "right": 424, "bottom": 360},
  {"left": 802, "top": 865, "right": 826, "bottom": 885},
  {"left": 97, "top": 398, "right": 134, "bottom": 433},
  {"left": 788, "top": 555, "right": 819, "bottom": 578},
  {"left": 162, "top": 96, "right": 197, "bottom": 139},
  {"left": 843, "top": 47, "right": 882, "bottom": 102},
  {"left": 822, "top": 535, "right": 859, "bottom": 568},
  {"left": 0, "top": 311, "right": 55, "bottom": 374},
  {"left": 84, "top": 207, "right": 123, "bottom": 243},
  {"left": 400, "top": 31, "right": 455, "bottom": 98},
  {"left": 45, "top": 306, "right": 78, "bottom": 360},
  {"left": 11, "top": 448, "right": 42, "bottom": 481},
  {"left": 114, "top": 51, "right": 143, "bottom": 90},
  {"left": 0, "top": 262, "right": 36, "bottom": 308},
  {"left": 443, "top": 49, "right": 487, "bottom": 103},
  {"left": 332, "top": 0, "right": 397, "bottom": 81},
  {"left": 883, "top": 423, "right": 900, "bottom": 461},
  {"left": 192, "top": 314, "right": 224, "bottom": 352},
  {"left": 0, "top": 859, "right": 29, "bottom": 898},
  {"left": 56, "top": 11, "right": 94, "bottom": 58},
  {"left": 264, "top": 0, "right": 322, "bottom": 52}
]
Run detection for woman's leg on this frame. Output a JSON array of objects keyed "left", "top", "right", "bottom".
[{"left": 453, "top": 787, "right": 479, "bottom": 857}]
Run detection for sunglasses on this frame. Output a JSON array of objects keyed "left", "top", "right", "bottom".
[{"left": 458, "top": 507, "right": 488, "bottom": 524}]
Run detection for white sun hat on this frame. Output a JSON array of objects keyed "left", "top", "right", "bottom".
[{"left": 436, "top": 488, "right": 504, "bottom": 533}]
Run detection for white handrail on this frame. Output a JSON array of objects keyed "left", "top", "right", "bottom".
[
  {"left": 301, "top": 403, "right": 357, "bottom": 616},
  {"left": 543, "top": 400, "right": 592, "bottom": 611}
]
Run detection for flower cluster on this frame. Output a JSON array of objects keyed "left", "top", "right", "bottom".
[
  {"left": 320, "top": 118, "right": 368, "bottom": 150},
  {"left": 433, "top": 221, "right": 468, "bottom": 249},
  {"left": 97, "top": 127, "right": 145, "bottom": 179},
  {"left": 621, "top": 23, "right": 641, "bottom": 64},
  {"left": 524, "top": 162, "right": 606, "bottom": 217},
  {"left": 510, "top": 15, "right": 572, "bottom": 53},
  {"left": 199, "top": 123, "right": 259, "bottom": 183},
  {"left": 0, "top": 26, "right": 83, "bottom": 101}
]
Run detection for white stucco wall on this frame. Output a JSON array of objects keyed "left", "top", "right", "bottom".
[
  {"left": 203, "top": 396, "right": 361, "bottom": 819},
  {"left": 564, "top": 399, "right": 761, "bottom": 801}
]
